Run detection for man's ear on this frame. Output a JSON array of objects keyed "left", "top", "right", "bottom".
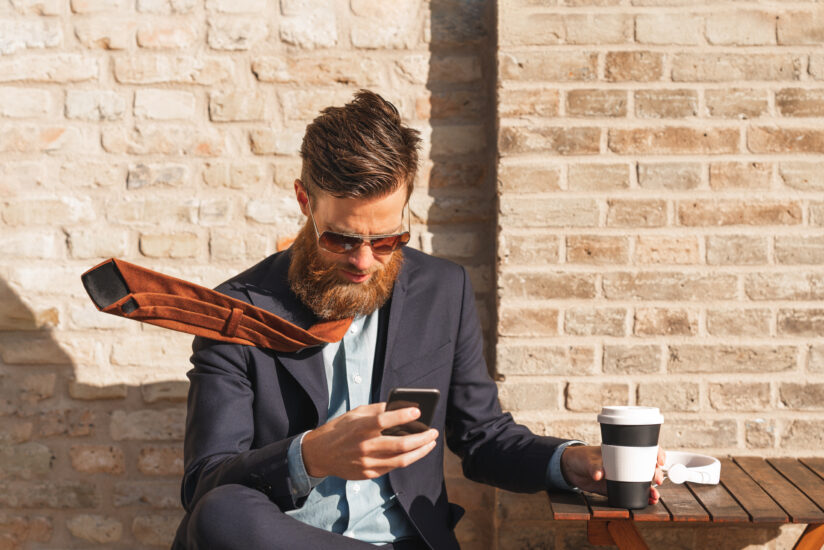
[{"left": 294, "top": 179, "right": 309, "bottom": 216}]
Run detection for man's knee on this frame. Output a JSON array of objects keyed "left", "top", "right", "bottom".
[{"left": 188, "top": 484, "right": 275, "bottom": 548}]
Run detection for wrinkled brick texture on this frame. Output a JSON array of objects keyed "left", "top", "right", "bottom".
[
  {"left": 496, "top": 0, "right": 824, "bottom": 548},
  {"left": 0, "top": 1, "right": 497, "bottom": 548}
]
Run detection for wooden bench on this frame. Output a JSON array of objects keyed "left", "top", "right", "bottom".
[{"left": 547, "top": 457, "right": 824, "bottom": 550}]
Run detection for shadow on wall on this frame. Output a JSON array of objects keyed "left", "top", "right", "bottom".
[{"left": 0, "top": 275, "right": 186, "bottom": 548}]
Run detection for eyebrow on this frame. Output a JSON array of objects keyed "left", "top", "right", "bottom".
[{"left": 327, "top": 222, "right": 404, "bottom": 236}]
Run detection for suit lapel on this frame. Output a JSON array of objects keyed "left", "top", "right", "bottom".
[
  {"left": 276, "top": 348, "right": 328, "bottom": 426},
  {"left": 379, "top": 252, "right": 412, "bottom": 401}
]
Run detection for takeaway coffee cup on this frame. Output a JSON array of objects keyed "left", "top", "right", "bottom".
[{"left": 598, "top": 406, "right": 664, "bottom": 509}]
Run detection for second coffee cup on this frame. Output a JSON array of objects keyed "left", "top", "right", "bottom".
[{"left": 598, "top": 406, "right": 664, "bottom": 509}]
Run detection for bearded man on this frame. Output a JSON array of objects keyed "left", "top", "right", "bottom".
[{"left": 171, "top": 90, "right": 663, "bottom": 550}]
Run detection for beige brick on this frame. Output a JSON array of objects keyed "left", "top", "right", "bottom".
[
  {"left": 113, "top": 481, "right": 179, "bottom": 508},
  {"left": 499, "top": 51, "right": 597, "bottom": 82},
  {"left": 0, "top": 514, "right": 52, "bottom": 547},
  {"left": 705, "top": 88, "right": 768, "bottom": 119},
  {"left": 103, "top": 125, "right": 227, "bottom": 156},
  {"left": 209, "top": 90, "right": 270, "bottom": 122},
  {"left": 498, "top": 382, "right": 560, "bottom": 411},
  {"left": 500, "top": 11, "right": 563, "bottom": 46},
  {"left": 60, "top": 160, "right": 122, "bottom": 188},
  {"left": 606, "top": 199, "right": 666, "bottom": 227},
  {"left": 566, "top": 235, "right": 628, "bottom": 264},
  {"left": 422, "top": 90, "right": 486, "bottom": 121},
  {"left": 500, "top": 197, "right": 599, "bottom": 227},
  {"left": 430, "top": 124, "right": 486, "bottom": 156},
  {"left": 776, "top": 236, "right": 824, "bottom": 264},
  {"left": 0, "top": 87, "right": 53, "bottom": 118},
  {"left": 499, "top": 233, "right": 559, "bottom": 265},
  {"left": 678, "top": 200, "right": 802, "bottom": 226},
  {"left": 781, "top": 420, "right": 824, "bottom": 450},
  {"left": 10, "top": 0, "right": 61, "bottom": 14},
  {"left": 207, "top": 16, "right": 267, "bottom": 50},
  {"left": 499, "top": 306, "right": 558, "bottom": 337},
  {"left": 499, "top": 271, "right": 596, "bottom": 300},
  {"left": 206, "top": 0, "right": 264, "bottom": 13},
  {"left": 74, "top": 18, "right": 136, "bottom": 49},
  {"left": 636, "top": 14, "right": 703, "bottom": 45},
  {"left": 139, "top": 232, "right": 199, "bottom": 258},
  {"left": 498, "top": 162, "right": 560, "bottom": 193},
  {"left": 69, "top": 445, "right": 125, "bottom": 474},
  {"left": 0, "top": 481, "right": 98, "bottom": 508},
  {"left": 709, "top": 383, "right": 770, "bottom": 411},
  {"left": 69, "top": 382, "right": 128, "bottom": 400},
  {"left": 38, "top": 409, "right": 95, "bottom": 437},
  {"left": 609, "top": 127, "right": 739, "bottom": 155},
  {"left": 750, "top": 126, "right": 824, "bottom": 153},
  {"left": 110, "top": 409, "right": 185, "bottom": 441},
  {"left": 137, "top": 447, "right": 183, "bottom": 475},
  {"left": 0, "top": 442, "right": 54, "bottom": 480},
  {"left": 68, "top": 227, "right": 130, "bottom": 259},
  {"left": 604, "top": 272, "right": 737, "bottom": 300},
  {"left": 105, "top": 197, "right": 197, "bottom": 225},
  {"left": 66, "top": 515, "right": 122, "bottom": 544},
  {"left": 776, "top": 88, "right": 824, "bottom": 117},
  {"left": 746, "top": 419, "right": 775, "bottom": 449},
  {"left": 426, "top": 54, "right": 482, "bottom": 85},
  {"left": 634, "top": 308, "right": 697, "bottom": 336},
  {"left": 777, "top": 10, "right": 824, "bottom": 44},
  {"left": 668, "top": 345, "right": 797, "bottom": 373},
  {"left": 635, "top": 89, "right": 697, "bottom": 118},
  {"left": 777, "top": 309, "right": 824, "bottom": 337},
  {"left": 637, "top": 163, "right": 700, "bottom": 191},
  {"left": 810, "top": 55, "right": 824, "bottom": 81},
  {"left": 707, "top": 309, "right": 771, "bottom": 337},
  {"left": 498, "top": 87, "right": 559, "bottom": 118},
  {"left": 604, "top": 345, "right": 661, "bottom": 374},
  {"left": 350, "top": 0, "right": 418, "bottom": 49},
  {"left": 114, "top": 55, "right": 234, "bottom": 85},
  {"left": 127, "top": 163, "right": 189, "bottom": 189},
  {"left": 746, "top": 272, "right": 824, "bottom": 301},
  {"left": 810, "top": 346, "right": 824, "bottom": 373},
  {"left": 0, "top": 124, "right": 93, "bottom": 153},
  {"left": 779, "top": 383, "right": 824, "bottom": 410},
  {"left": 672, "top": 53, "right": 803, "bottom": 82},
  {"left": 0, "top": 54, "right": 98, "bottom": 83},
  {"left": 706, "top": 235, "right": 767, "bottom": 265},
  {"left": 495, "top": 344, "right": 596, "bottom": 376},
  {"left": 498, "top": 125, "right": 600, "bottom": 155},
  {"left": 3, "top": 197, "right": 95, "bottom": 226},
  {"left": 709, "top": 161, "right": 771, "bottom": 190},
  {"left": 71, "top": 0, "right": 125, "bottom": 12},
  {"left": 137, "top": 0, "right": 196, "bottom": 13},
  {"left": 563, "top": 14, "right": 633, "bottom": 44},
  {"left": 660, "top": 420, "right": 737, "bottom": 449},
  {"left": 0, "top": 229, "right": 65, "bottom": 259},
  {"left": 637, "top": 382, "right": 699, "bottom": 412},
  {"left": 635, "top": 236, "right": 700, "bottom": 265},
  {"left": 566, "top": 89, "right": 627, "bottom": 117},
  {"left": 249, "top": 126, "right": 303, "bottom": 155},
  {"left": 0, "top": 18, "right": 62, "bottom": 55},
  {"left": 137, "top": 21, "right": 197, "bottom": 48},
  {"left": 132, "top": 514, "right": 181, "bottom": 547},
  {"left": 252, "top": 55, "right": 383, "bottom": 86},
  {"left": 568, "top": 163, "right": 628, "bottom": 191},
  {"left": 134, "top": 89, "right": 196, "bottom": 120},
  {"left": 813, "top": 202, "right": 824, "bottom": 227},
  {"left": 706, "top": 11, "right": 776, "bottom": 45},
  {"left": 566, "top": 382, "right": 629, "bottom": 412},
  {"left": 564, "top": 308, "right": 626, "bottom": 336},
  {"left": 780, "top": 162, "right": 824, "bottom": 191},
  {"left": 605, "top": 51, "right": 663, "bottom": 82}
]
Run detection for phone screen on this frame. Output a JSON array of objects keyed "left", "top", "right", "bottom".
[{"left": 381, "top": 388, "right": 440, "bottom": 436}]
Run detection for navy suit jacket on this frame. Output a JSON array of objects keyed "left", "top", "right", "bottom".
[{"left": 172, "top": 247, "right": 568, "bottom": 550}]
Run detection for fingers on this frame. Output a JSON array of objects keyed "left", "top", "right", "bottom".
[
  {"left": 658, "top": 447, "right": 666, "bottom": 465},
  {"left": 369, "top": 429, "right": 439, "bottom": 456},
  {"left": 361, "top": 438, "right": 438, "bottom": 478},
  {"left": 376, "top": 406, "right": 420, "bottom": 431}
]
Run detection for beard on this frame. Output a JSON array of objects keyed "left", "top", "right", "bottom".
[{"left": 287, "top": 222, "right": 403, "bottom": 320}]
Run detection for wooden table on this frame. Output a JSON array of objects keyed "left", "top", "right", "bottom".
[{"left": 547, "top": 457, "right": 824, "bottom": 550}]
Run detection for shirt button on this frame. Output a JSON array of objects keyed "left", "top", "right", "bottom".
[
  {"left": 351, "top": 483, "right": 361, "bottom": 493},
  {"left": 353, "top": 374, "right": 363, "bottom": 384}
]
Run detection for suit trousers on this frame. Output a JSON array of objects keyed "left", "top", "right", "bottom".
[{"left": 181, "top": 484, "right": 430, "bottom": 550}]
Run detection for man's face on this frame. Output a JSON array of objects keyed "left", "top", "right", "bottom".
[{"left": 296, "top": 181, "right": 407, "bottom": 284}]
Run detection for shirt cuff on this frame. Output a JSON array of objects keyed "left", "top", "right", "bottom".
[
  {"left": 545, "top": 440, "right": 587, "bottom": 492},
  {"left": 287, "top": 431, "right": 327, "bottom": 499}
]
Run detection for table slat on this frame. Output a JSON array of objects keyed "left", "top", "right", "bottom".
[
  {"left": 586, "top": 493, "right": 631, "bottom": 519},
  {"left": 734, "top": 457, "right": 824, "bottom": 523},
  {"left": 687, "top": 481, "right": 749, "bottom": 523},
  {"left": 800, "top": 458, "right": 824, "bottom": 481},
  {"left": 720, "top": 458, "right": 787, "bottom": 523},
  {"left": 657, "top": 481, "right": 709, "bottom": 522},
  {"left": 547, "top": 490, "right": 590, "bottom": 521},
  {"left": 767, "top": 458, "right": 824, "bottom": 515},
  {"left": 631, "top": 497, "right": 671, "bottom": 522}
]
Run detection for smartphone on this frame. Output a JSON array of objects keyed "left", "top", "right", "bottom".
[{"left": 381, "top": 387, "right": 440, "bottom": 436}]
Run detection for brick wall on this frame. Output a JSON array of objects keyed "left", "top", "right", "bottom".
[
  {"left": 496, "top": 0, "right": 824, "bottom": 547},
  {"left": 0, "top": 1, "right": 497, "bottom": 547}
]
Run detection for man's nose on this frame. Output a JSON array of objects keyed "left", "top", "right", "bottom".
[{"left": 346, "top": 244, "right": 374, "bottom": 272}]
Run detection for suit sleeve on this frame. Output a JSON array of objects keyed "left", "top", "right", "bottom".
[
  {"left": 445, "top": 266, "right": 571, "bottom": 493},
  {"left": 179, "top": 336, "right": 303, "bottom": 513}
]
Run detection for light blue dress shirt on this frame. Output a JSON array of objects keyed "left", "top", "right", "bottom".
[{"left": 285, "top": 312, "right": 584, "bottom": 544}]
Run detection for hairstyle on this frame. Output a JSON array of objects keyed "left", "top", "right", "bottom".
[{"left": 299, "top": 89, "right": 421, "bottom": 201}]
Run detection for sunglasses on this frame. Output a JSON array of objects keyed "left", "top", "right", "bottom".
[{"left": 306, "top": 195, "right": 411, "bottom": 255}]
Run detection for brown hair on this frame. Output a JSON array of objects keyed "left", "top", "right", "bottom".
[{"left": 299, "top": 89, "right": 421, "bottom": 200}]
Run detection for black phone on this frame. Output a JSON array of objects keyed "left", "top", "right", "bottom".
[{"left": 381, "top": 387, "right": 440, "bottom": 436}]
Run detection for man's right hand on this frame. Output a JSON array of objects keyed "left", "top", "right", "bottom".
[{"left": 301, "top": 402, "right": 439, "bottom": 480}]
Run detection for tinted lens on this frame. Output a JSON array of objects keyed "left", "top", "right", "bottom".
[
  {"left": 318, "top": 232, "right": 364, "bottom": 253},
  {"left": 370, "top": 232, "right": 410, "bottom": 254}
]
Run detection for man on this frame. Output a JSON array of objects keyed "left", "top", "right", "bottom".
[{"left": 171, "top": 90, "right": 664, "bottom": 550}]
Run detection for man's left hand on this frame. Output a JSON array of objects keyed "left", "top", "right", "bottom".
[{"left": 560, "top": 445, "right": 666, "bottom": 505}]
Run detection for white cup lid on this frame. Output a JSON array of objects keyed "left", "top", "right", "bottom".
[{"left": 597, "top": 406, "right": 664, "bottom": 426}]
